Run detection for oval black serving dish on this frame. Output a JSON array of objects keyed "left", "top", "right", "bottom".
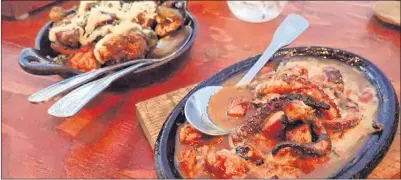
[
  {"left": 18, "top": 5, "right": 198, "bottom": 87},
  {"left": 154, "top": 46, "right": 400, "bottom": 179}
]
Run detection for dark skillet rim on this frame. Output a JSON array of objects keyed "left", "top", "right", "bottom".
[
  {"left": 154, "top": 46, "right": 400, "bottom": 179},
  {"left": 32, "top": 7, "right": 199, "bottom": 76}
]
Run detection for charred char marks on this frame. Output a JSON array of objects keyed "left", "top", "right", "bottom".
[
  {"left": 259, "top": 93, "right": 330, "bottom": 111},
  {"left": 236, "top": 146, "right": 250, "bottom": 156},
  {"left": 270, "top": 175, "right": 279, "bottom": 179},
  {"left": 271, "top": 139, "right": 329, "bottom": 157},
  {"left": 235, "top": 146, "right": 265, "bottom": 166},
  {"left": 235, "top": 93, "right": 330, "bottom": 142},
  {"left": 284, "top": 94, "right": 330, "bottom": 110},
  {"left": 280, "top": 115, "right": 290, "bottom": 125},
  {"left": 372, "top": 121, "right": 384, "bottom": 134},
  {"left": 324, "top": 67, "right": 343, "bottom": 84},
  {"left": 235, "top": 146, "right": 250, "bottom": 160},
  {"left": 271, "top": 121, "right": 332, "bottom": 157},
  {"left": 255, "top": 159, "right": 264, "bottom": 166}
]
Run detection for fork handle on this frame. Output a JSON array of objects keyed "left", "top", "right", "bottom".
[
  {"left": 28, "top": 68, "right": 107, "bottom": 103},
  {"left": 29, "top": 59, "right": 153, "bottom": 103},
  {"left": 47, "top": 61, "right": 153, "bottom": 117}
]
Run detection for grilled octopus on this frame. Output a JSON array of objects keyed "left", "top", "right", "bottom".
[
  {"left": 231, "top": 66, "right": 382, "bottom": 158},
  {"left": 177, "top": 64, "right": 383, "bottom": 178},
  {"left": 258, "top": 66, "right": 376, "bottom": 130},
  {"left": 231, "top": 93, "right": 333, "bottom": 157}
]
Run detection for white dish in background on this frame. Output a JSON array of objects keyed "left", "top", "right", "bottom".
[{"left": 227, "top": 1, "right": 287, "bottom": 23}]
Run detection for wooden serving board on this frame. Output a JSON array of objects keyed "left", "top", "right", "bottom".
[
  {"left": 135, "top": 85, "right": 400, "bottom": 179},
  {"left": 136, "top": 84, "right": 198, "bottom": 150}
]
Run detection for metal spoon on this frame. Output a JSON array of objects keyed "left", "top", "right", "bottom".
[
  {"left": 29, "top": 26, "right": 192, "bottom": 104},
  {"left": 46, "top": 26, "right": 192, "bottom": 117},
  {"left": 184, "top": 14, "right": 309, "bottom": 136}
]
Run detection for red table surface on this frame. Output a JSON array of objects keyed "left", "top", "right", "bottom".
[{"left": 2, "top": 1, "right": 400, "bottom": 178}]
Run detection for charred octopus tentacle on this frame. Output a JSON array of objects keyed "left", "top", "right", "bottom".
[
  {"left": 372, "top": 121, "right": 384, "bottom": 134},
  {"left": 235, "top": 145, "right": 265, "bottom": 166},
  {"left": 321, "top": 117, "right": 361, "bottom": 129},
  {"left": 293, "top": 78, "right": 341, "bottom": 120},
  {"left": 321, "top": 98, "right": 363, "bottom": 130},
  {"left": 260, "top": 75, "right": 341, "bottom": 120},
  {"left": 232, "top": 94, "right": 330, "bottom": 144},
  {"left": 282, "top": 94, "right": 330, "bottom": 110},
  {"left": 272, "top": 121, "right": 332, "bottom": 157}
]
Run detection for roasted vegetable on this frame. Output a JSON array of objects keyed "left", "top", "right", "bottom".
[
  {"left": 155, "top": 6, "right": 183, "bottom": 37},
  {"left": 49, "top": 6, "right": 67, "bottom": 22},
  {"left": 94, "top": 30, "right": 148, "bottom": 65}
]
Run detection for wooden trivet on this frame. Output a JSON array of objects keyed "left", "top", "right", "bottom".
[
  {"left": 135, "top": 84, "right": 400, "bottom": 178},
  {"left": 136, "top": 84, "right": 198, "bottom": 150}
]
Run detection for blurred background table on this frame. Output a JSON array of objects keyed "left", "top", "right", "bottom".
[
  {"left": 1, "top": 1, "right": 56, "bottom": 20},
  {"left": 2, "top": 1, "right": 400, "bottom": 178}
]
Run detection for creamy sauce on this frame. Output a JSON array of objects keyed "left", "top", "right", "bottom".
[
  {"left": 282, "top": 58, "right": 379, "bottom": 177},
  {"left": 49, "top": 0, "right": 157, "bottom": 63},
  {"left": 208, "top": 86, "right": 254, "bottom": 129},
  {"left": 281, "top": 58, "right": 378, "bottom": 152},
  {"left": 85, "top": 8, "right": 112, "bottom": 34},
  {"left": 77, "top": 1, "right": 98, "bottom": 16},
  {"left": 49, "top": 24, "right": 84, "bottom": 42},
  {"left": 93, "top": 20, "right": 142, "bottom": 63}
]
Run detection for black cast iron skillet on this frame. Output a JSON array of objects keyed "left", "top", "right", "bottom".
[
  {"left": 19, "top": 4, "right": 198, "bottom": 87},
  {"left": 154, "top": 46, "right": 400, "bottom": 179}
]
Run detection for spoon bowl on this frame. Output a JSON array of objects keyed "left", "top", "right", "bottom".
[
  {"left": 184, "top": 86, "right": 231, "bottom": 136},
  {"left": 148, "top": 26, "right": 192, "bottom": 59}
]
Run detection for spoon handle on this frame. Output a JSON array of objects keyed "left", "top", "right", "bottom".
[
  {"left": 28, "top": 68, "right": 107, "bottom": 103},
  {"left": 237, "top": 14, "right": 309, "bottom": 86},
  {"left": 236, "top": 43, "right": 281, "bottom": 86},
  {"left": 48, "top": 61, "right": 153, "bottom": 117},
  {"left": 28, "top": 59, "right": 152, "bottom": 103}
]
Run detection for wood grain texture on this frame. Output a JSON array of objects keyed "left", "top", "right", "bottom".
[
  {"left": 1, "top": 1, "right": 56, "bottom": 19},
  {"left": 136, "top": 84, "right": 197, "bottom": 149},
  {"left": 2, "top": 1, "right": 400, "bottom": 179}
]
